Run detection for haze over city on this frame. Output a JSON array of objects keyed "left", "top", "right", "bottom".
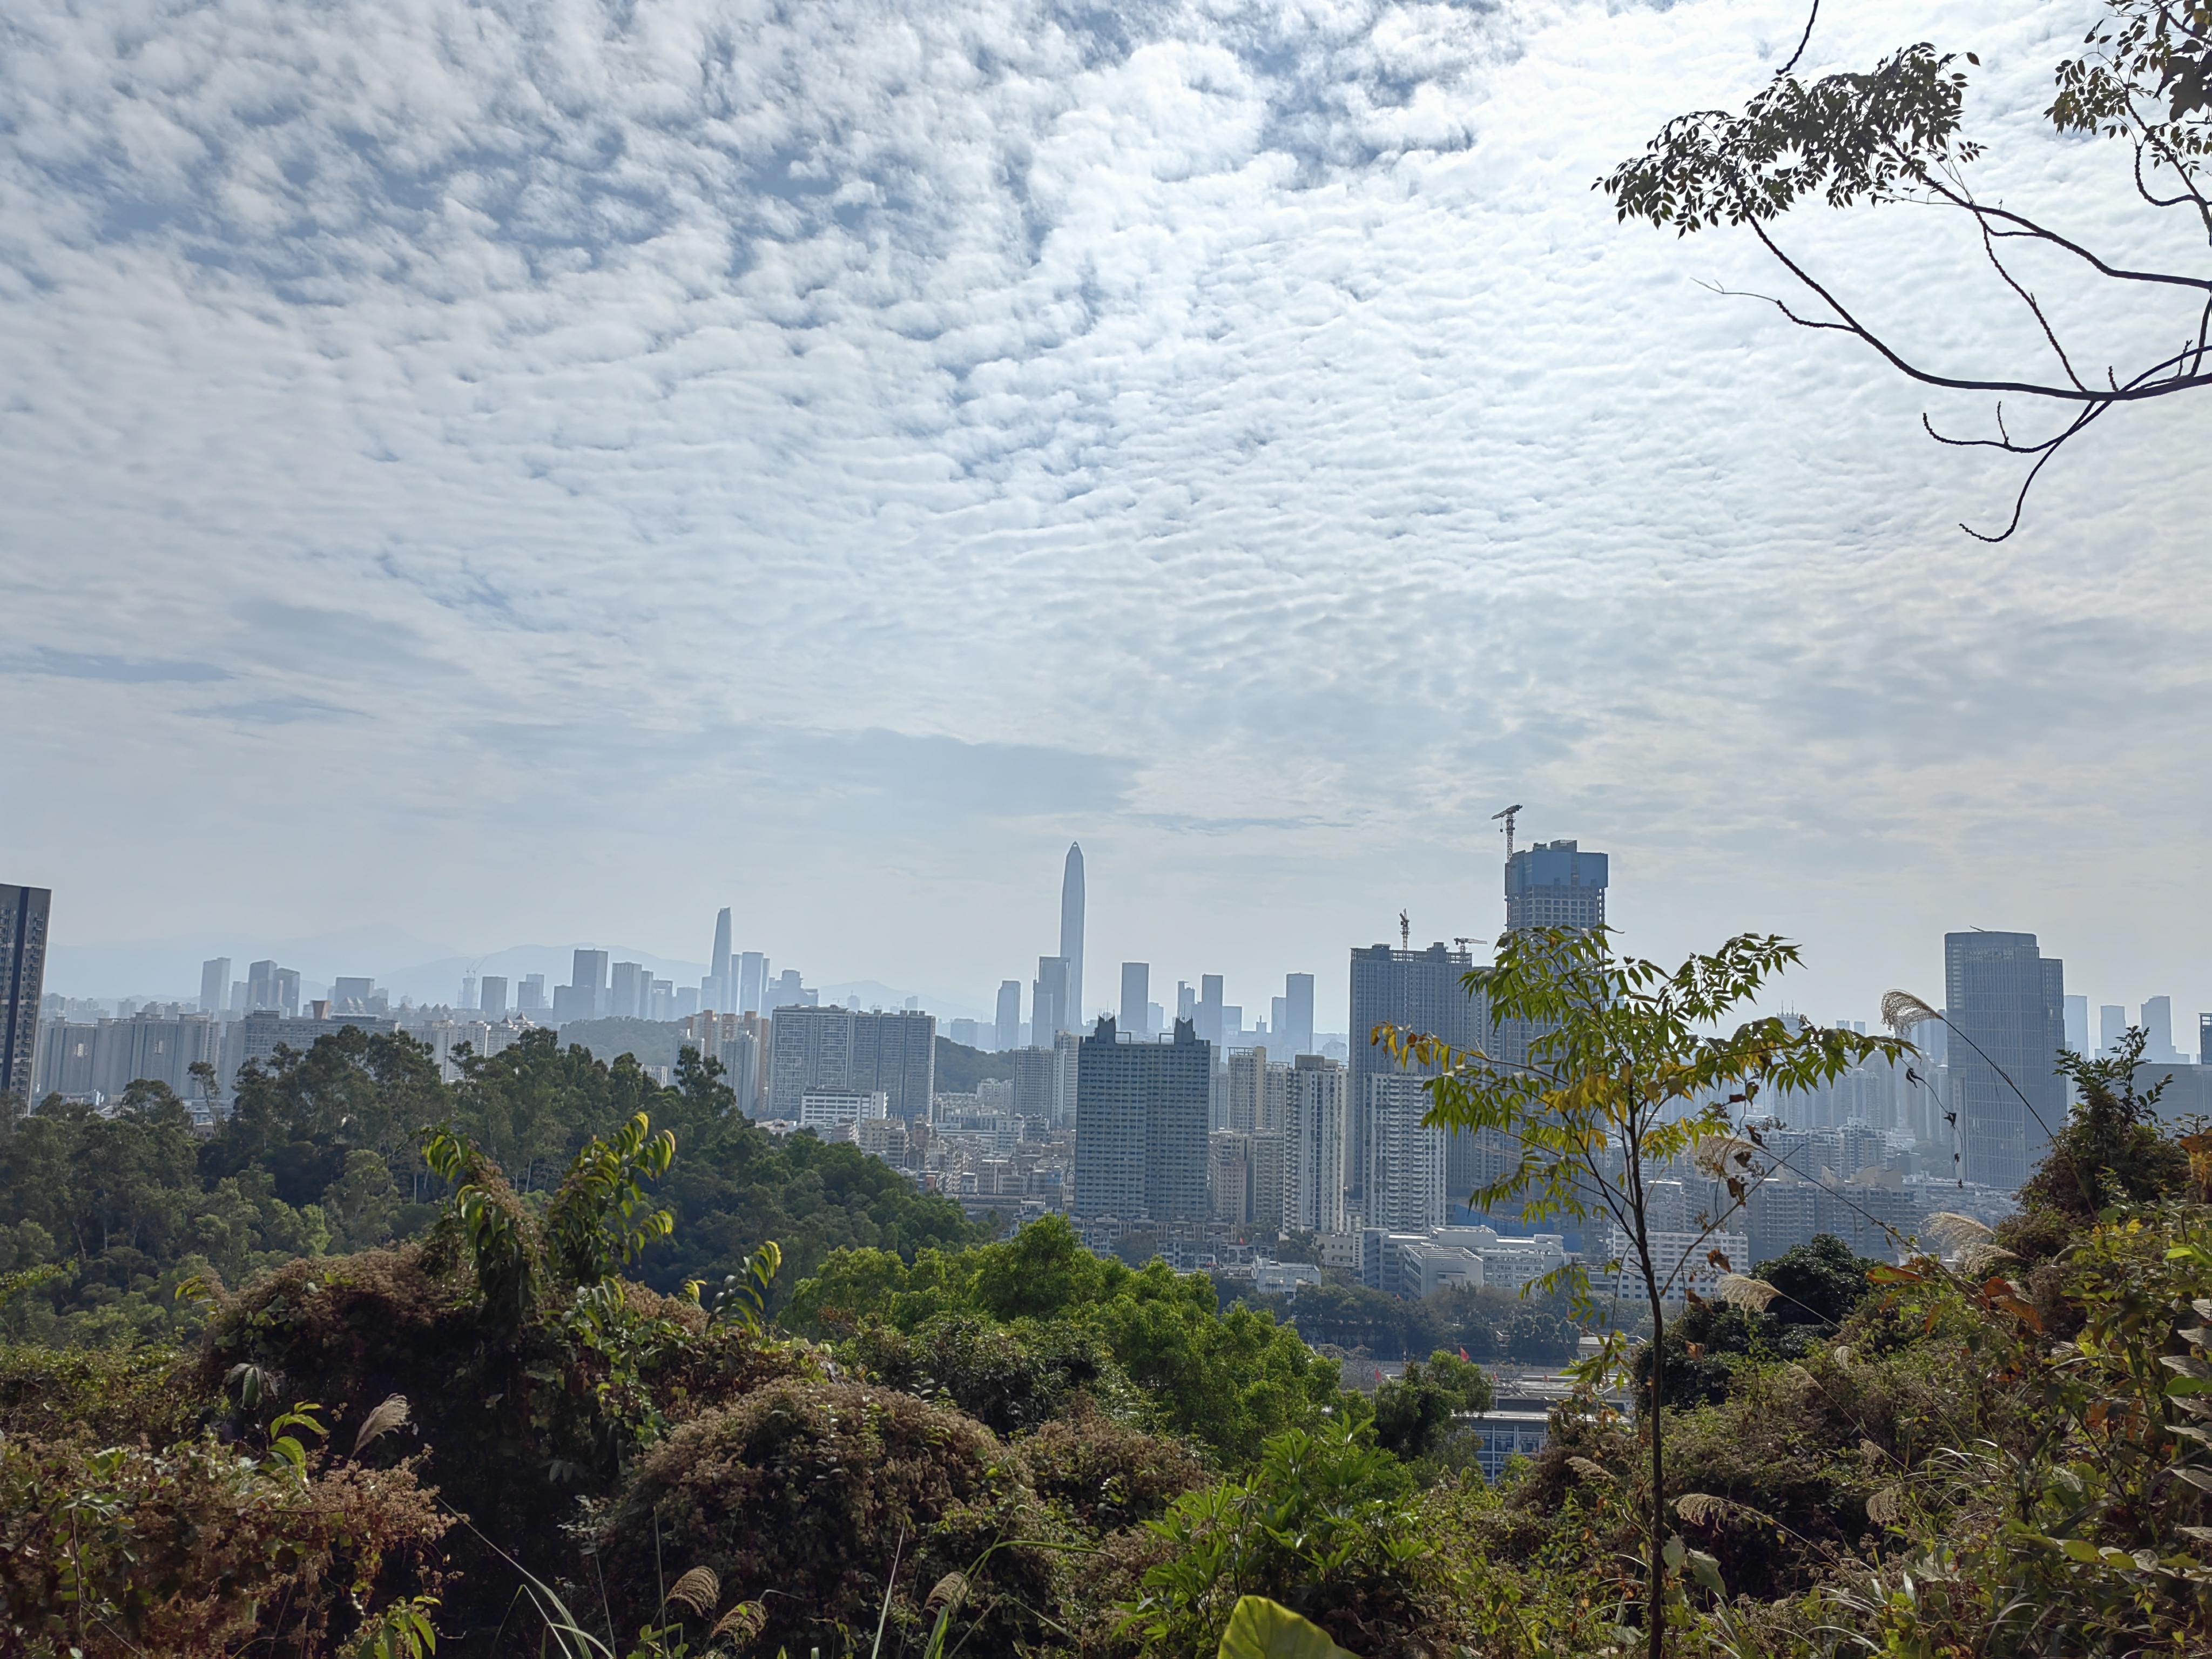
[{"left": 3, "top": 0, "right": 2206, "bottom": 1030}]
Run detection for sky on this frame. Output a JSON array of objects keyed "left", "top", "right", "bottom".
[{"left": 3, "top": 0, "right": 2207, "bottom": 1034}]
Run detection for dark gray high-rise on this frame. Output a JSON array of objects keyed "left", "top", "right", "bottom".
[
  {"left": 1072, "top": 1016, "right": 1210, "bottom": 1222},
  {"left": 1945, "top": 931, "right": 2066, "bottom": 1191},
  {"left": 1505, "top": 840, "right": 1609, "bottom": 932},
  {"left": 2, "top": 885, "right": 52, "bottom": 1104},
  {"left": 1347, "top": 941, "right": 1482, "bottom": 1206}
]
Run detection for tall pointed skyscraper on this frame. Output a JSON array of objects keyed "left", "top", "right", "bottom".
[
  {"left": 1060, "top": 843, "right": 1085, "bottom": 1034},
  {"left": 708, "top": 907, "right": 733, "bottom": 1012}
]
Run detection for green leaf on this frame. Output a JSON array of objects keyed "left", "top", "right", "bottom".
[{"left": 1217, "top": 1596, "right": 1358, "bottom": 1659}]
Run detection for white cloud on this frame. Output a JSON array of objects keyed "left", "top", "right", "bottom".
[{"left": 1, "top": 0, "right": 2204, "bottom": 1026}]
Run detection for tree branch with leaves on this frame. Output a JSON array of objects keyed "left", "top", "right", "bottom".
[{"left": 1602, "top": 0, "right": 2212, "bottom": 539}]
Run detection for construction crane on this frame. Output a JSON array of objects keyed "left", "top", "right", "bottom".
[
  {"left": 1491, "top": 802, "right": 1524, "bottom": 860},
  {"left": 1399, "top": 909, "right": 1411, "bottom": 950}
]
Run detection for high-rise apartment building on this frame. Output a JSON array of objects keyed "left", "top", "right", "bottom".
[
  {"left": 1121, "top": 962, "right": 1150, "bottom": 1037},
  {"left": 35, "top": 1008, "right": 223, "bottom": 1105},
  {"left": 2202, "top": 1013, "right": 2212, "bottom": 1067},
  {"left": 2, "top": 885, "right": 52, "bottom": 1104},
  {"left": 1225, "top": 1047, "right": 1269, "bottom": 1134},
  {"left": 480, "top": 975, "right": 509, "bottom": 1020},
  {"left": 995, "top": 980, "right": 1022, "bottom": 1051},
  {"left": 1945, "top": 932, "right": 2066, "bottom": 1191},
  {"left": 1283, "top": 1053, "right": 1348, "bottom": 1235},
  {"left": 1347, "top": 941, "right": 1481, "bottom": 1205},
  {"left": 1071, "top": 1016, "right": 1210, "bottom": 1223},
  {"left": 766, "top": 1005, "right": 936, "bottom": 1123},
  {"left": 199, "top": 957, "right": 231, "bottom": 1017},
  {"left": 1060, "top": 843, "right": 1085, "bottom": 1033},
  {"left": 1281, "top": 973, "right": 1315, "bottom": 1057},
  {"left": 1364, "top": 1073, "right": 1448, "bottom": 1231},
  {"left": 1504, "top": 839, "right": 1609, "bottom": 932}
]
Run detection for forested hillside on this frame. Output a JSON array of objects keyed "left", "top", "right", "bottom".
[
  {"left": 5, "top": 1019, "right": 2212, "bottom": 1658},
  {"left": 0, "top": 1025, "right": 981, "bottom": 1347}
]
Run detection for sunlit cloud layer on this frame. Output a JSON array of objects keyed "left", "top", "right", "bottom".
[{"left": 3, "top": 0, "right": 2206, "bottom": 1023}]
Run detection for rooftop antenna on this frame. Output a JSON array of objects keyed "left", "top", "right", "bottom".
[
  {"left": 1492, "top": 803, "right": 1525, "bottom": 861},
  {"left": 1399, "top": 909, "right": 1411, "bottom": 950}
]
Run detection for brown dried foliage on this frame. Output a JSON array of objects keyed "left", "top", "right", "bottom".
[{"left": 597, "top": 1380, "right": 1070, "bottom": 1657}]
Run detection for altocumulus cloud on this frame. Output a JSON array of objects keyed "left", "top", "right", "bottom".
[{"left": 0, "top": 0, "right": 2205, "bottom": 1007}]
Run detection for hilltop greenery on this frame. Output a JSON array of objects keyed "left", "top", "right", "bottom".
[
  {"left": 6, "top": 989, "right": 2212, "bottom": 1658},
  {"left": 0, "top": 1025, "right": 981, "bottom": 1348}
]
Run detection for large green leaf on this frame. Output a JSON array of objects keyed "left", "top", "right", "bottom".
[{"left": 1216, "top": 1596, "right": 1357, "bottom": 1659}]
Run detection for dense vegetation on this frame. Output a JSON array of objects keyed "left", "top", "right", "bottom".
[
  {"left": 6, "top": 1015, "right": 2212, "bottom": 1657},
  {"left": 0, "top": 1026, "right": 982, "bottom": 1348}
]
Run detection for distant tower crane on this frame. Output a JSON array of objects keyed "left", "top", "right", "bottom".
[
  {"left": 1400, "top": 909, "right": 1411, "bottom": 950},
  {"left": 1491, "top": 803, "right": 1525, "bottom": 861}
]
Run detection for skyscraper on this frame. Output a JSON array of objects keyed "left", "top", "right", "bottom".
[
  {"left": 1060, "top": 842, "right": 1085, "bottom": 1033},
  {"left": 1196, "top": 975, "right": 1224, "bottom": 1046},
  {"left": 995, "top": 980, "right": 1022, "bottom": 1051},
  {"left": 2141, "top": 996, "right": 2181, "bottom": 1063},
  {"left": 1283, "top": 1053, "right": 1349, "bottom": 1235},
  {"left": 518, "top": 974, "right": 547, "bottom": 1013},
  {"left": 1945, "top": 932, "right": 2066, "bottom": 1191},
  {"left": 556, "top": 950, "right": 610, "bottom": 1021},
  {"left": 2100, "top": 1004, "right": 2127, "bottom": 1056},
  {"left": 1072, "top": 1016, "right": 1210, "bottom": 1222},
  {"left": 246, "top": 960, "right": 280, "bottom": 1013},
  {"left": 1505, "top": 839, "right": 1609, "bottom": 932},
  {"left": 1282, "top": 973, "right": 1315, "bottom": 1056},
  {"left": 708, "top": 907, "right": 733, "bottom": 1013},
  {"left": 1347, "top": 941, "right": 1481, "bottom": 1204},
  {"left": 1120, "top": 962, "right": 1150, "bottom": 1036},
  {"left": 199, "top": 957, "right": 231, "bottom": 1017},
  {"left": 1034, "top": 956, "right": 1069, "bottom": 1041},
  {"left": 2063, "top": 994, "right": 2088, "bottom": 1057},
  {"left": 480, "top": 975, "right": 510, "bottom": 1021},
  {"left": 2, "top": 885, "right": 52, "bottom": 1105},
  {"left": 738, "top": 951, "right": 767, "bottom": 1016},
  {"left": 611, "top": 961, "right": 648, "bottom": 1020}
]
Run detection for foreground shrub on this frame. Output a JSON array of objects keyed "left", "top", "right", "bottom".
[
  {"left": 0, "top": 1405, "right": 446, "bottom": 1657},
  {"left": 596, "top": 1379, "right": 1068, "bottom": 1657},
  {"left": 1122, "top": 1417, "right": 1459, "bottom": 1658}
]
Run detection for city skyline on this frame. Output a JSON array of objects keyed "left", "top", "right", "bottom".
[
  {"left": 3, "top": 0, "right": 2204, "bottom": 1054},
  {"left": 21, "top": 838, "right": 2212, "bottom": 1055}
]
